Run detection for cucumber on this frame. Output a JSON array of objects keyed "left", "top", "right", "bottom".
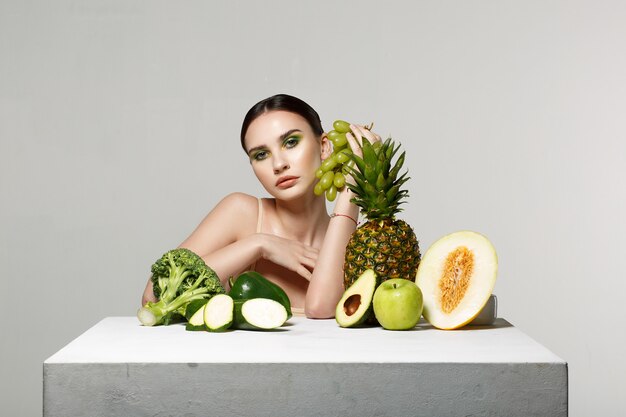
[
  {"left": 233, "top": 298, "right": 288, "bottom": 330},
  {"left": 203, "top": 294, "right": 234, "bottom": 332},
  {"left": 185, "top": 299, "right": 208, "bottom": 331},
  {"left": 229, "top": 271, "right": 292, "bottom": 319}
]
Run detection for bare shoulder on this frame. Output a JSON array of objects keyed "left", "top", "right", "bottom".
[
  {"left": 218, "top": 192, "right": 258, "bottom": 215},
  {"left": 179, "top": 192, "right": 260, "bottom": 252},
  {"left": 213, "top": 192, "right": 260, "bottom": 235}
]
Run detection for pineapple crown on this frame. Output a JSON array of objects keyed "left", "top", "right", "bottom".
[{"left": 345, "top": 137, "right": 410, "bottom": 220}]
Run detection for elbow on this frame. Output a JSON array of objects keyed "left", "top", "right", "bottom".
[
  {"left": 304, "top": 301, "right": 336, "bottom": 319},
  {"left": 304, "top": 283, "right": 344, "bottom": 319}
]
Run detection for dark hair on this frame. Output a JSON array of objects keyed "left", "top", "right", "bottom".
[{"left": 240, "top": 94, "right": 324, "bottom": 151}]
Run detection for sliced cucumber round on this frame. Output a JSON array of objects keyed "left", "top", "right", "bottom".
[
  {"left": 233, "top": 298, "right": 288, "bottom": 330},
  {"left": 185, "top": 299, "right": 208, "bottom": 331},
  {"left": 203, "top": 294, "right": 234, "bottom": 332}
]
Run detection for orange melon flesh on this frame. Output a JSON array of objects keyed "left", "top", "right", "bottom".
[{"left": 416, "top": 231, "right": 498, "bottom": 330}]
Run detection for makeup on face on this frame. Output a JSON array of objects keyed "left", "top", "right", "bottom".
[
  {"left": 243, "top": 111, "right": 325, "bottom": 199},
  {"left": 247, "top": 129, "right": 303, "bottom": 162}
]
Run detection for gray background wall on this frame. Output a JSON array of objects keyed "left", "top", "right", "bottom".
[{"left": 1, "top": 1, "right": 624, "bottom": 415}]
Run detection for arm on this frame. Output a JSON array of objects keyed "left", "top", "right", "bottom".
[
  {"left": 305, "top": 187, "right": 359, "bottom": 318},
  {"left": 141, "top": 192, "right": 320, "bottom": 306},
  {"left": 305, "top": 124, "right": 381, "bottom": 318},
  {"left": 142, "top": 193, "right": 260, "bottom": 305}
]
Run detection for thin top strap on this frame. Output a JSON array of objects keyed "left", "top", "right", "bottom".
[
  {"left": 256, "top": 198, "right": 263, "bottom": 233},
  {"left": 247, "top": 198, "right": 263, "bottom": 273}
]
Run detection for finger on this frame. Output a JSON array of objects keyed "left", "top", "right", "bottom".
[
  {"left": 349, "top": 124, "right": 366, "bottom": 142},
  {"left": 302, "top": 244, "right": 319, "bottom": 255},
  {"left": 296, "top": 265, "right": 313, "bottom": 281},
  {"left": 345, "top": 131, "right": 361, "bottom": 155},
  {"left": 302, "top": 249, "right": 318, "bottom": 263},
  {"left": 355, "top": 124, "right": 378, "bottom": 144},
  {"left": 298, "top": 244, "right": 317, "bottom": 260},
  {"left": 293, "top": 242, "right": 318, "bottom": 257},
  {"left": 299, "top": 254, "right": 317, "bottom": 269}
]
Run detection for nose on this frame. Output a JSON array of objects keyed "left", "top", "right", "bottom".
[{"left": 273, "top": 154, "right": 290, "bottom": 174}]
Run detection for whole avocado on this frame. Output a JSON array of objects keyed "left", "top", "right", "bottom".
[{"left": 229, "top": 271, "right": 292, "bottom": 319}]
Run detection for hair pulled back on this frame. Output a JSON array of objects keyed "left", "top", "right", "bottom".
[{"left": 240, "top": 94, "right": 323, "bottom": 151}]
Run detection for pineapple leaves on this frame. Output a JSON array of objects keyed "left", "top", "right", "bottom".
[
  {"left": 376, "top": 172, "right": 386, "bottom": 189},
  {"left": 361, "top": 138, "right": 378, "bottom": 184},
  {"left": 344, "top": 135, "right": 410, "bottom": 220},
  {"left": 388, "top": 151, "right": 406, "bottom": 180},
  {"left": 361, "top": 137, "right": 377, "bottom": 168},
  {"left": 364, "top": 182, "right": 378, "bottom": 198},
  {"left": 349, "top": 153, "right": 366, "bottom": 177}
]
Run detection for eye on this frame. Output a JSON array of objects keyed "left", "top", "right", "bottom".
[
  {"left": 253, "top": 150, "right": 269, "bottom": 161},
  {"left": 284, "top": 136, "right": 300, "bottom": 149}
]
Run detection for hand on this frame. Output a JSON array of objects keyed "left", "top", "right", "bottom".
[
  {"left": 141, "top": 278, "right": 157, "bottom": 306},
  {"left": 258, "top": 233, "right": 319, "bottom": 281},
  {"left": 345, "top": 124, "right": 382, "bottom": 159},
  {"left": 343, "top": 124, "right": 382, "bottom": 186}
]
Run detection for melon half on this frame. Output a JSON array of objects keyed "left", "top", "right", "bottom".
[{"left": 416, "top": 231, "right": 498, "bottom": 330}]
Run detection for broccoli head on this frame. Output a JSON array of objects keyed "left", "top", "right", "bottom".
[{"left": 137, "top": 248, "right": 225, "bottom": 326}]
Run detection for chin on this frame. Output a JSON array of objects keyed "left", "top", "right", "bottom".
[{"left": 270, "top": 183, "right": 315, "bottom": 201}]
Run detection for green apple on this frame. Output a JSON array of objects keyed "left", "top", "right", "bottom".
[{"left": 373, "top": 279, "right": 423, "bottom": 330}]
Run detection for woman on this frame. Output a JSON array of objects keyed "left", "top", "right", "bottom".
[{"left": 141, "top": 94, "right": 380, "bottom": 318}]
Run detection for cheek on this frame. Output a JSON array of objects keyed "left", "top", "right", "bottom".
[
  {"left": 295, "top": 143, "right": 322, "bottom": 169},
  {"left": 250, "top": 163, "right": 270, "bottom": 183}
]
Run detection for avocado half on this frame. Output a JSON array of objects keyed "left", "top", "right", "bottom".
[{"left": 336, "top": 269, "right": 379, "bottom": 327}]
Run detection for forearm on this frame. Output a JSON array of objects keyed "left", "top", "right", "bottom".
[
  {"left": 194, "top": 234, "right": 262, "bottom": 289},
  {"left": 305, "top": 189, "right": 359, "bottom": 318},
  {"left": 141, "top": 235, "right": 261, "bottom": 306}
]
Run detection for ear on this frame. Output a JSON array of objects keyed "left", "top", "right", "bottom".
[{"left": 320, "top": 134, "right": 332, "bottom": 160}]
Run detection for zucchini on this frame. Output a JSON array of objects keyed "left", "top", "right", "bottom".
[
  {"left": 232, "top": 298, "right": 288, "bottom": 330},
  {"left": 203, "top": 294, "right": 234, "bottom": 332},
  {"left": 185, "top": 299, "right": 208, "bottom": 331},
  {"left": 229, "top": 271, "right": 292, "bottom": 319}
]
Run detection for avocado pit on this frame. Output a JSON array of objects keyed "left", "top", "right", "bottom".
[{"left": 344, "top": 294, "right": 362, "bottom": 316}]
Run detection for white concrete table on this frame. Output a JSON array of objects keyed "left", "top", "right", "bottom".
[{"left": 44, "top": 317, "right": 567, "bottom": 417}]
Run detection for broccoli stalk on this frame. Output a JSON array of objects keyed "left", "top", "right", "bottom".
[{"left": 137, "top": 248, "right": 225, "bottom": 326}]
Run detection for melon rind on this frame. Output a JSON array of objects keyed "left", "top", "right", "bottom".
[{"left": 416, "top": 231, "right": 497, "bottom": 330}]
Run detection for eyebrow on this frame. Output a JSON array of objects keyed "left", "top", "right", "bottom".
[{"left": 246, "top": 129, "right": 302, "bottom": 157}]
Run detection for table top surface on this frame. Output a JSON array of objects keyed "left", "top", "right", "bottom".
[{"left": 45, "top": 316, "right": 565, "bottom": 365}]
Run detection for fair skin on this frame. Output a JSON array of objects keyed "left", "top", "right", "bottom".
[{"left": 142, "top": 110, "right": 380, "bottom": 318}]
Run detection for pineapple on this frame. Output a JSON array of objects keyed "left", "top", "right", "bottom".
[{"left": 343, "top": 137, "right": 421, "bottom": 289}]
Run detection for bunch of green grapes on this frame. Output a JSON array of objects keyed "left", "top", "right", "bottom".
[{"left": 314, "top": 120, "right": 354, "bottom": 201}]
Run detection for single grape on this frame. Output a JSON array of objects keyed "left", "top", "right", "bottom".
[
  {"left": 320, "top": 171, "right": 335, "bottom": 190},
  {"left": 336, "top": 151, "right": 350, "bottom": 164},
  {"left": 326, "top": 185, "right": 337, "bottom": 201},
  {"left": 315, "top": 168, "right": 324, "bottom": 179},
  {"left": 333, "top": 120, "right": 351, "bottom": 134},
  {"left": 314, "top": 181, "right": 325, "bottom": 196},
  {"left": 333, "top": 132, "right": 348, "bottom": 147},
  {"left": 333, "top": 172, "right": 346, "bottom": 188},
  {"left": 327, "top": 130, "right": 342, "bottom": 142},
  {"left": 332, "top": 143, "right": 348, "bottom": 154},
  {"left": 320, "top": 157, "right": 337, "bottom": 172}
]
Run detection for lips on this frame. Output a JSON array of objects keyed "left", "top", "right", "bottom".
[{"left": 276, "top": 176, "right": 299, "bottom": 189}]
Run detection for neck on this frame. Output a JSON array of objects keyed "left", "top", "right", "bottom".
[{"left": 273, "top": 194, "right": 328, "bottom": 243}]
